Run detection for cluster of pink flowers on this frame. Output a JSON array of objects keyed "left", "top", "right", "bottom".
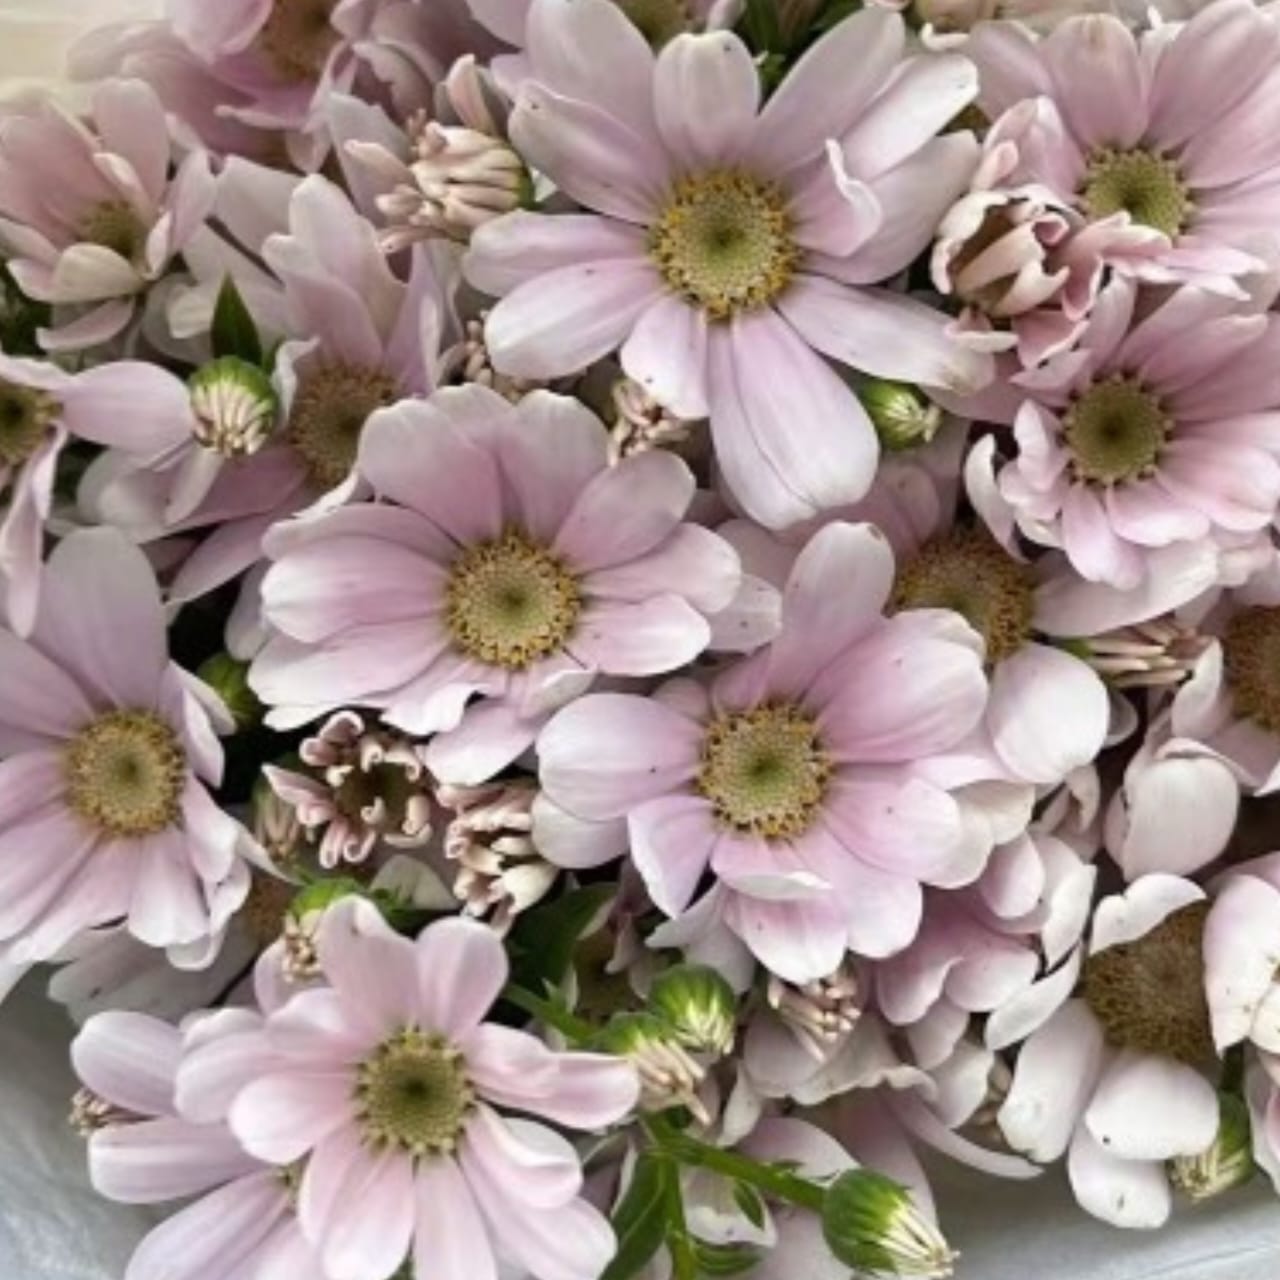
[{"left": 7, "top": 0, "right": 1280, "bottom": 1276}]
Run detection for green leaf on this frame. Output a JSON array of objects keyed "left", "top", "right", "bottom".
[
  {"left": 690, "top": 1241, "right": 762, "bottom": 1276},
  {"left": 602, "top": 1154, "right": 673, "bottom": 1280},
  {"left": 211, "top": 275, "right": 263, "bottom": 366},
  {"left": 731, "top": 1181, "right": 767, "bottom": 1231},
  {"left": 508, "top": 882, "right": 615, "bottom": 992},
  {"left": 740, "top": 0, "right": 783, "bottom": 53}
]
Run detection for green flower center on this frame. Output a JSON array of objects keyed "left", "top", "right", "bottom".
[
  {"left": 698, "top": 705, "right": 831, "bottom": 840},
  {"left": 1062, "top": 374, "right": 1170, "bottom": 485},
  {"left": 286, "top": 360, "right": 400, "bottom": 491},
  {"left": 615, "top": 0, "right": 692, "bottom": 45},
  {"left": 1080, "top": 147, "right": 1192, "bottom": 238},
  {"left": 1222, "top": 606, "right": 1280, "bottom": 736},
  {"left": 0, "top": 377, "right": 58, "bottom": 468},
  {"left": 259, "top": 0, "right": 339, "bottom": 82},
  {"left": 78, "top": 200, "right": 147, "bottom": 263},
  {"left": 891, "top": 530, "right": 1036, "bottom": 666},
  {"left": 649, "top": 171, "right": 800, "bottom": 321},
  {"left": 1083, "top": 902, "right": 1214, "bottom": 1067},
  {"left": 65, "top": 710, "right": 186, "bottom": 838},
  {"left": 354, "top": 1030, "right": 474, "bottom": 1156},
  {"left": 446, "top": 530, "right": 582, "bottom": 670}
]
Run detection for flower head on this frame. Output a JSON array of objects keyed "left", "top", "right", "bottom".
[
  {"left": 251, "top": 384, "right": 741, "bottom": 782},
  {"left": 225, "top": 898, "right": 638, "bottom": 1280},
  {"left": 466, "top": 0, "right": 991, "bottom": 527}
]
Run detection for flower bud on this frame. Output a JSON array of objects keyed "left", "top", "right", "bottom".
[
  {"left": 596, "top": 1012, "right": 710, "bottom": 1123},
  {"left": 189, "top": 356, "right": 278, "bottom": 458},
  {"left": 647, "top": 963, "right": 737, "bottom": 1056},
  {"left": 196, "top": 653, "right": 262, "bottom": 731},
  {"left": 1170, "top": 1093, "right": 1254, "bottom": 1201},
  {"left": 822, "top": 1169, "right": 957, "bottom": 1279},
  {"left": 857, "top": 380, "right": 943, "bottom": 452}
]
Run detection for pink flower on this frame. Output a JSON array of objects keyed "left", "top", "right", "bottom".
[
  {"left": 537, "top": 522, "right": 992, "bottom": 983},
  {"left": 966, "top": 2, "right": 1280, "bottom": 294},
  {"left": 0, "top": 78, "right": 214, "bottom": 350},
  {"left": 995, "top": 875, "right": 1220, "bottom": 1228},
  {"left": 0, "top": 529, "right": 255, "bottom": 972},
  {"left": 0, "top": 352, "right": 195, "bottom": 635},
  {"left": 83, "top": 174, "right": 461, "bottom": 608},
  {"left": 467, "top": 0, "right": 727, "bottom": 46},
  {"left": 72, "top": 1000, "right": 330, "bottom": 1280},
  {"left": 954, "top": 277, "right": 1280, "bottom": 588},
  {"left": 250, "top": 383, "right": 740, "bottom": 783},
  {"left": 465, "top": 0, "right": 992, "bottom": 528},
  {"left": 225, "top": 898, "right": 638, "bottom": 1280}
]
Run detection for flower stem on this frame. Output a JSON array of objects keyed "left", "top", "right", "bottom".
[{"left": 502, "top": 983, "right": 594, "bottom": 1042}]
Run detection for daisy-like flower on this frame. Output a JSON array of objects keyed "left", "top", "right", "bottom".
[
  {"left": 72, "top": 1001, "right": 330, "bottom": 1279},
  {"left": 224, "top": 898, "right": 639, "bottom": 1280},
  {"left": 537, "top": 521, "right": 992, "bottom": 983},
  {"left": 965, "top": 1, "right": 1280, "bottom": 294},
  {"left": 466, "top": 0, "right": 992, "bottom": 528},
  {"left": 956, "top": 277, "right": 1280, "bottom": 589},
  {"left": 0, "top": 351, "right": 195, "bottom": 635},
  {"left": 250, "top": 383, "right": 741, "bottom": 784},
  {"left": 0, "top": 78, "right": 214, "bottom": 350},
  {"left": 0, "top": 529, "right": 255, "bottom": 979},
  {"left": 996, "top": 875, "right": 1220, "bottom": 1229},
  {"left": 467, "top": 0, "right": 729, "bottom": 47}
]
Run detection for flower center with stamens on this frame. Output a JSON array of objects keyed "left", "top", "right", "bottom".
[
  {"left": 65, "top": 710, "right": 186, "bottom": 838},
  {"left": 0, "top": 377, "right": 58, "bottom": 467},
  {"left": 241, "top": 874, "right": 297, "bottom": 947},
  {"left": 258, "top": 0, "right": 339, "bottom": 82},
  {"left": 891, "top": 530, "right": 1036, "bottom": 665},
  {"left": 1080, "top": 148, "right": 1192, "bottom": 238},
  {"left": 615, "top": 0, "right": 692, "bottom": 45},
  {"left": 286, "top": 360, "right": 400, "bottom": 490},
  {"left": 1062, "top": 374, "right": 1170, "bottom": 485},
  {"left": 1222, "top": 606, "right": 1280, "bottom": 735},
  {"left": 445, "top": 530, "right": 582, "bottom": 670},
  {"left": 698, "top": 705, "right": 830, "bottom": 839},
  {"left": 354, "top": 1029, "right": 474, "bottom": 1156},
  {"left": 649, "top": 171, "right": 800, "bottom": 321},
  {"left": 78, "top": 200, "right": 147, "bottom": 262},
  {"left": 1082, "top": 902, "right": 1214, "bottom": 1066}
]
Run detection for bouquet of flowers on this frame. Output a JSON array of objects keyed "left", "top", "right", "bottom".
[{"left": 4, "top": 0, "right": 1280, "bottom": 1276}]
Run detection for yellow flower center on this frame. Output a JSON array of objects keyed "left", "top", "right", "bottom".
[
  {"left": 258, "top": 0, "right": 339, "bottom": 82},
  {"left": 286, "top": 360, "right": 400, "bottom": 490},
  {"left": 0, "top": 377, "right": 57, "bottom": 468},
  {"left": 1062, "top": 374, "right": 1171, "bottom": 485},
  {"left": 1080, "top": 147, "right": 1192, "bottom": 238},
  {"left": 1222, "top": 606, "right": 1280, "bottom": 736}
]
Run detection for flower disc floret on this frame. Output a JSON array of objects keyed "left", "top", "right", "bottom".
[
  {"left": 0, "top": 378, "right": 57, "bottom": 467},
  {"left": 1080, "top": 147, "right": 1193, "bottom": 238},
  {"left": 1062, "top": 374, "right": 1170, "bottom": 486}
]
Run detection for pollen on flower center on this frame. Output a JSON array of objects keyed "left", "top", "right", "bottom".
[
  {"left": 0, "top": 377, "right": 58, "bottom": 467},
  {"left": 241, "top": 873, "right": 297, "bottom": 948},
  {"left": 891, "top": 530, "right": 1036, "bottom": 665},
  {"left": 286, "top": 360, "right": 400, "bottom": 490},
  {"left": 78, "top": 200, "right": 147, "bottom": 263},
  {"left": 258, "top": 0, "right": 339, "bottom": 82},
  {"left": 697, "top": 705, "right": 831, "bottom": 839},
  {"left": 445, "top": 530, "right": 582, "bottom": 670},
  {"left": 1221, "top": 606, "right": 1280, "bottom": 735},
  {"left": 65, "top": 710, "right": 186, "bottom": 838},
  {"left": 1062, "top": 374, "right": 1171, "bottom": 485},
  {"left": 615, "top": 0, "right": 692, "bottom": 45},
  {"left": 354, "top": 1029, "right": 475, "bottom": 1156},
  {"left": 1080, "top": 147, "right": 1193, "bottom": 238},
  {"left": 1083, "top": 902, "right": 1214, "bottom": 1067},
  {"left": 649, "top": 171, "right": 800, "bottom": 321}
]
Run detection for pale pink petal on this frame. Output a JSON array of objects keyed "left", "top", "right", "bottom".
[
  {"left": 425, "top": 700, "right": 540, "bottom": 787},
  {"left": 620, "top": 294, "right": 710, "bottom": 420},
  {"left": 653, "top": 31, "right": 758, "bottom": 168},
  {"left": 585, "top": 524, "right": 741, "bottom": 616},
  {"left": 1067, "top": 1127, "right": 1171, "bottom": 1229},
  {"left": 414, "top": 1157, "right": 497, "bottom": 1280},
  {"left": 723, "top": 891, "right": 849, "bottom": 984},
  {"left": 530, "top": 796, "right": 628, "bottom": 870},
  {"left": 318, "top": 1151, "right": 416, "bottom": 1280},
  {"left": 822, "top": 777, "right": 964, "bottom": 882},
  {"left": 61, "top": 363, "right": 192, "bottom": 455},
  {"left": 464, "top": 1107, "right": 584, "bottom": 1208},
  {"left": 1090, "top": 876, "right": 1205, "bottom": 954},
  {"left": 629, "top": 794, "right": 720, "bottom": 916},
  {"left": 520, "top": 1053, "right": 640, "bottom": 1129},
  {"left": 230, "top": 1071, "right": 353, "bottom": 1164},
  {"left": 1060, "top": 484, "right": 1143, "bottom": 587},
  {"left": 0, "top": 631, "right": 93, "bottom": 741},
  {"left": 416, "top": 916, "right": 508, "bottom": 1036},
  {"left": 1204, "top": 875, "right": 1280, "bottom": 1052},
  {"left": 569, "top": 595, "right": 710, "bottom": 676},
  {"left": 71, "top": 1011, "right": 181, "bottom": 1117},
  {"left": 1084, "top": 1051, "right": 1219, "bottom": 1160},
  {"left": 537, "top": 693, "right": 702, "bottom": 821},
  {"left": 90, "top": 1118, "right": 256, "bottom": 1204},
  {"left": 1041, "top": 15, "right": 1145, "bottom": 150}
]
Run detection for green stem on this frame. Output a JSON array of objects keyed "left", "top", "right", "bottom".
[
  {"left": 502, "top": 984, "right": 595, "bottom": 1043},
  {"left": 645, "top": 1116, "right": 827, "bottom": 1213}
]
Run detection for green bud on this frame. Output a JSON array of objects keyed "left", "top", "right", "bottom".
[
  {"left": 288, "top": 876, "right": 369, "bottom": 922},
  {"left": 196, "top": 653, "right": 262, "bottom": 731},
  {"left": 858, "top": 379, "right": 943, "bottom": 452},
  {"left": 647, "top": 963, "right": 737, "bottom": 1056},
  {"left": 1170, "top": 1093, "right": 1255, "bottom": 1201},
  {"left": 188, "top": 356, "right": 279, "bottom": 457},
  {"left": 822, "top": 1169, "right": 957, "bottom": 1279},
  {"left": 596, "top": 1013, "right": 709, "bottom": 1122}
]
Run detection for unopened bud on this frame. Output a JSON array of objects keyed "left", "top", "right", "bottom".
[
  {"left": 648, "top": 964, "right": 737, "bottom": 1056},
  {"left": 858, "top": 379, "right": 943, "bottom": 452},
  {"left": 1170, "top": 1094, "right": 1254, "bottom": 1201},
  {"left": 189, "top": 356, "right": 278, "bottom": 458},
  {"left": 822, "top": 1169, "right": 957, "bottom": 1279},
  {"left": 196, "top": 653, "right": 262, "bottom": 731},
  {"left": 596, "top": 1012, "right": 711, "bottom": 1124}
]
